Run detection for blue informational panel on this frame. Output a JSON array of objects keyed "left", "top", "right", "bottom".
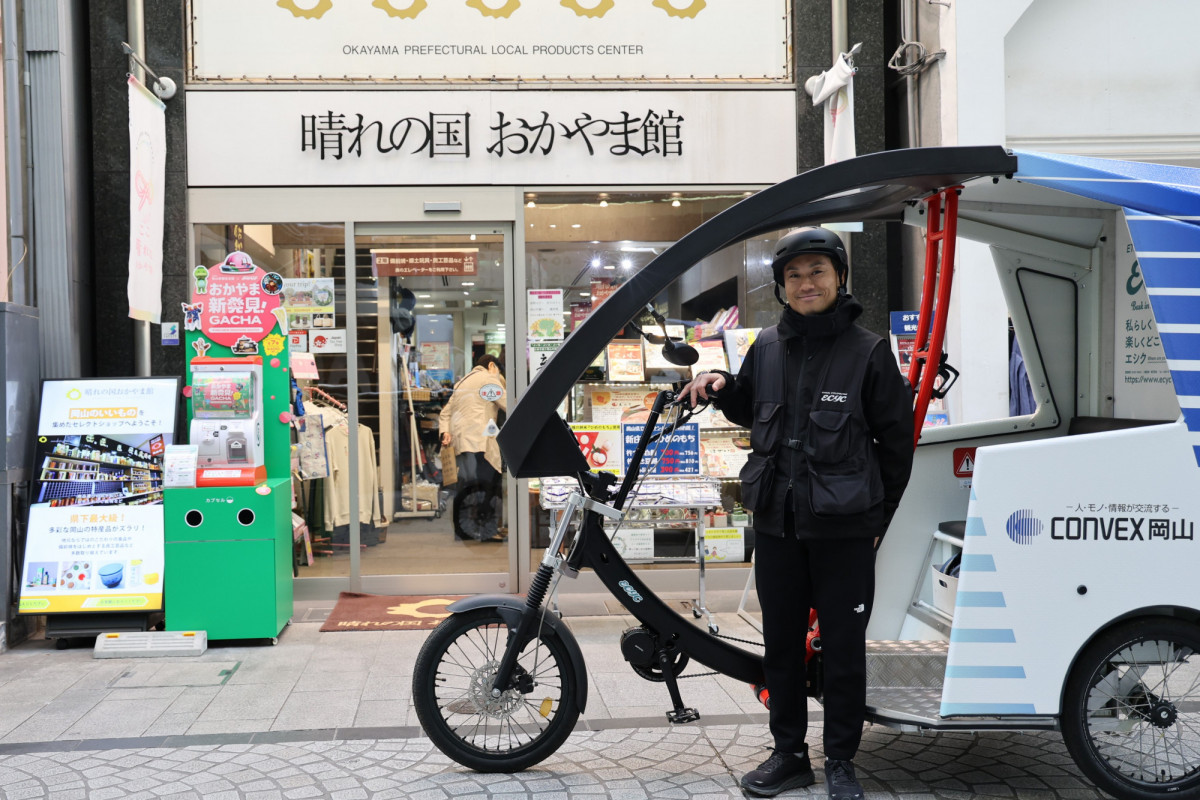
[
  {"left": 890, "top": 310, "right": 920, "bottom": 336},
  {"left": 622, "top": 423, "right": 700, "bottom": 475}
]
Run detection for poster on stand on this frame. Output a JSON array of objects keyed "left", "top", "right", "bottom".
[
  {"left": 693, "top": 340, "right": 729, "bottom": 373},
  {"left": 19, "top": 377, "right": 179, "bottom": 615},
  {"left": 588, "top": 388, "right": 659, "bottom": 425},
  {"left": 700, "top": 528, "right": 745, "bottom": 563},
  {"left": 605, "top": 341, "right": 645, "bottom": 382},
  {"left": 701, "top": 436, "right": 751, "bottom": 477},
  {"left": 723, "top": 328, "right": 760, "bottom": 374},
  {"left": 623, "top": 423, "right": 700, "bottom": 475},
  {"left": 569, "top": 424, "right": 622, "bottom": 473}
]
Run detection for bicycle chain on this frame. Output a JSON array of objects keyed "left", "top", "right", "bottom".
[{"left": 677, "top": 632, "right": 764, "bottom": 680}]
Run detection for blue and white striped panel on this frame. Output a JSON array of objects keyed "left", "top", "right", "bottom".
[{"left": 1129, "top": 211, "right": 1200, "bottom": 463}]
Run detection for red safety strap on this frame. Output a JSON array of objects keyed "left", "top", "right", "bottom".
[{"left": 907, "top": 186, "right": 962, "bottom": 449}]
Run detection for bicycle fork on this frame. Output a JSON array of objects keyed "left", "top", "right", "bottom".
[{"left": 489, "top": 492, "right": 622, "bottom": 697}]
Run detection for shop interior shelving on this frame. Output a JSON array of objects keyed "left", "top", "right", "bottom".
[{"left": 39, "top": 452, "right": 164, "bottom": 507}]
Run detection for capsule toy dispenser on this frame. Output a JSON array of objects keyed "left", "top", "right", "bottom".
[
  {"left": 163, "top": 251, "right": 295, "bottom": 640},
  {"left": 189, "top": 357, "right": 266, "bottom": 487}
]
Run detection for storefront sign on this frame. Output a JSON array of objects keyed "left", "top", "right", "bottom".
[
  {"left": 187, "top": 90, "right": 798, "bottom": 186},
  {"left": 20, "top": 378, "right": 179, "bottom": 615},
  {"left": 190, "top": 252, "right": 283, "bottom": 348},
  {"left": 191, "top": 0, "right": 788, "bottom": 83},
  {"left": 128, "top": 77, "right": 166, "bottom": 324},
  {"left": 527, "top": 289, "right": 564, "bottom": 339},
  {"left": 372, "top": 249, "right": 478, "bottom": 277},
  {"left": 622, "top": 422, "right": 699, "bottom": 475},
  {"left": 309, "top": 329, "right": 348, "bottom": 354},
  {"left": 289, "top": 332, "right": 309, "bottom": 352}
]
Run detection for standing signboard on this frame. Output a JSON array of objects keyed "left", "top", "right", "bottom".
[{"left": 19, "top": 377, "right": 179, "bottom": 616}]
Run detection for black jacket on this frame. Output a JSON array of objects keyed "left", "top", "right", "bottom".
[{"left": 713, "top": 296, "right": 914, "bottom": 539}]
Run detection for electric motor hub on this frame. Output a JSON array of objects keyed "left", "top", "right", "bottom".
[{"left": 620, "top": 626, "right": 657, "bottom": 666}]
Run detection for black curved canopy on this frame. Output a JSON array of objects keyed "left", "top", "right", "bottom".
[{"left": 499, "top": 145, "right": 1019, "bottom": 478}]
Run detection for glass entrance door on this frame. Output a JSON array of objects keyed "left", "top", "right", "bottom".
[{"left": 350, "top": 223, "right": 516, "bottom": 594}]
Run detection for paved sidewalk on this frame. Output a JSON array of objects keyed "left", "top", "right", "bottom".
[{"left": 0, "top": 596, "right": 1107, "bottom": 798}]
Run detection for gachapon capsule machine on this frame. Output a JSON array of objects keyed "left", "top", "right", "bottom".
[{"left": 188, "top": 356, "right": 266, "bottom": 486}]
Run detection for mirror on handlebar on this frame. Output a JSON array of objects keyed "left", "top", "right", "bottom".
[{"left": 627, "top": 304, "right": 701, "bottom": 368}]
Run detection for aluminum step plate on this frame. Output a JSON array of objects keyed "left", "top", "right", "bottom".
[
  {"left": 866, "top": 639, "right": 948, "bottom": 690},
  {"left": 93, "top": 630, "right": 208, "bottom": 658}
]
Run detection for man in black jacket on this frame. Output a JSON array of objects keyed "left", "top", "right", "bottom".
[{"left": 681, "top": 228, "right": 913, "bottom": 800}]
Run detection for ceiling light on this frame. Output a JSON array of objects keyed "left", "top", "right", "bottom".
[
  {"left": 603, "top": 264, "right": 616, "bottom": 270},
  {"left": 549, "top": 224, "right": 557, "bottom": 228},
  {"left": 462, "top": 282, "right": 475, "bottom": 286},
  {"left": 469, "top": 233, "right": 477, "bottom": 241},
  {"left": 671, "top": 199, "right": 681, "bottom": 207},
  {"left": 599, "top": 200, "right": 608, "bottom": 207},
  {"left": 590, "top": 258, "right": 602, "bottom": 267},
  {"left": 527, "top": 201, "right": 536, "bottom": 208},
  {"left": 580, "top": 291, "right": 590, "bottom": 297},
  {"left": 417, "top": 294, "right": 431, "bottom": 298},
  {"left": 422, "top": 303, "right": 435, "bottom": 308},
  {"left": 463, "top": 291, "right": 469, "bottom": 295},
  {"left": 572, "top": 223, "right": 581, "bottom": 228},
  {"left": 621, "top": 259, "right": 633, "bottom": 269}
]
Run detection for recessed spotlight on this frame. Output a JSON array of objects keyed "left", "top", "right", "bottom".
[
  {"left": 529, "top": 223, "right": 534, "bottom": 227},
  {"left": 671, "top": 199, "right": 681, "bottom": 207},
  {"left": 469, "top": 233, "right": 477, "bottom": 241},
  {"left": 590, "top": 258, "right": 602, "bottom": 267},
  {"left": 621, "top": 259, "right": 633, "bottom": 269},
  {"left": 527, "top": 200, "right": 536, "bottom": 208},
  {"left": 599, "top": 200, "right": 608, "bottom": 207}
]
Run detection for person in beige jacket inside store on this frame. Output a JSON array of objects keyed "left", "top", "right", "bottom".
[{"left": 439, "top": 354, "right": 507, "bottom": 542}]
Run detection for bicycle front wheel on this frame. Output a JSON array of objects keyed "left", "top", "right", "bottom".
[{"left": 412, "top": 607, "right": 581, "bottom": 772}]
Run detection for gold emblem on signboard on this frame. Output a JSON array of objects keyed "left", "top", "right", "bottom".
[
  {"left": 466, "top": 0, "right": 521, "bottom": 17},
  {"left": 652, "top": 0, "right": 706, "bottom": 17},
  {"left": 276, "top": 0, "right": 334, "bottom": 19},
  {"left": 560, "top": 0, "right": 615, "bottom": 17},
  {"left": 372, "top": 0, "right": 429, "bottom": 18}
]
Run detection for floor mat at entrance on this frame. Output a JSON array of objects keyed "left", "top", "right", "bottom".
[{"left": 319, "top": 592, "right": 468, "bottom": 632}]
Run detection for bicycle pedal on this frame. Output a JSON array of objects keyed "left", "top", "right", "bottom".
[{"left": 666, "top": 707, "right": 701, "bottom": 724}]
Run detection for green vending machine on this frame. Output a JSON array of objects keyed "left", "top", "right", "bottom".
[{"left": 163, "top": 252, "right": 295, "bottom": 640}]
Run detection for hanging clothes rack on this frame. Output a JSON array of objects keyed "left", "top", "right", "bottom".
[{"left": 304, "top": 385, "right": 347, "bottom": 411}]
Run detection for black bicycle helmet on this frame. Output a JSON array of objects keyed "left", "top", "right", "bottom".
[{"left": 771, "top": 227, "right": 849, "bottom": 286}]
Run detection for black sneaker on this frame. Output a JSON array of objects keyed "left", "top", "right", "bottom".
[
  {"left": 823, "top": 759, "right": 864, "bottom": 800},
  {"left": 740, "top": 750, "right": 816, "bottom": 797}
]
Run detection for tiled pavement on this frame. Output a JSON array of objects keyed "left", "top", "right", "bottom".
[{"left": 0, "top": 596, "right": 1109, "bottom": 798}]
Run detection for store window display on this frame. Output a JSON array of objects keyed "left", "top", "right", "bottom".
[{"left": 523, "top": 192, "right": 779, "bottom": 571}]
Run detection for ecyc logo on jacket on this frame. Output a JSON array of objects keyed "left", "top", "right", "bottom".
[{"left": 820, "top": 391, "right": 848, "bottom": 403}]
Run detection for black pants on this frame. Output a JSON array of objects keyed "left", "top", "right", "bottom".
[
  {"left": 452, "top": 452, "right": 501, "bottom": 541},
  {"left": 755, "top": 531, "right": 875, "bottom": 760}
]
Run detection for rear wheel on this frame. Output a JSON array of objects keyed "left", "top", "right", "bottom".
[
  {"left": 412, "top": 608, "right": 581, "bottom": 772},
  {"left": 1062, "top": 618, "right": 1200, "bottom": 798}
]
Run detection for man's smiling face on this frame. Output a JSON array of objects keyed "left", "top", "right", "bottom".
[{"left": 782, "top": 253, "right": 840, "bottom": 315}]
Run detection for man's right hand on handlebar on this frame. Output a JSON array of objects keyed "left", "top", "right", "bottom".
[{"left": 678, "top": 371, "right": 726, "bottom": 409}]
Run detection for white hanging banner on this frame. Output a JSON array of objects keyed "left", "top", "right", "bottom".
[
  {"left": 809, "top": 51, "right": 861, "bottom": 231},
  {"left": 127, "top": 76, "right": 166, "bottom": 324},
  {"left": 808, "top": 52, "right": 856, "bottom": 163}
]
